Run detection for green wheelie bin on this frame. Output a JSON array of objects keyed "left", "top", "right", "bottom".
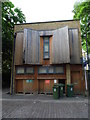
[
  {"left": 67, "top": 84, "right": 74, "bottom": 97},
  {"left": 53, "top": 85, "right": 59, "bottom": 99},
  {"left": 54, "top": 84, "right": 64, "bottom": 97},
  {"left": 58, "top": 84, "right": 64, "bottom": 97}
]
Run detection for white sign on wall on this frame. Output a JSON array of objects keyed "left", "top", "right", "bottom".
[{"left": 54, "top": 79, "right": 57, "bottom": 83}]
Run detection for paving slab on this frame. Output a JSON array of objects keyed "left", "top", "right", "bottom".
[{"left": 1, "top": 90, "right": 88, "bottom": 119}]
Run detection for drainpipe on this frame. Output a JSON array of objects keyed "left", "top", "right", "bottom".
[
  {"left": 85, "top": 70, "right": 88, "bottom": 91},
  {"left": 85, "top": 21, "right": 90, "bottom": 96},
  {"left": 10, "top": 33, "right": 16, "bottom": 95}
]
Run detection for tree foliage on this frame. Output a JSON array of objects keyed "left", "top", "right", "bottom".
[
  {"left": 73, "top": 0, "right": 90, "bottom": 53},
  {"left": 2, "top": 1, "right": 26, "bottom": 87}
]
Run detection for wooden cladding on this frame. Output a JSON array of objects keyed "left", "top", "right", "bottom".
[
  {"left": 23, "top": 29, "right": 40, "bottom": 64},
  {"left": 69, "top": 29, "right": 80, "bottom": 64},
  {"left": 51, "top": 26, "right": 70, "bottom": 64},
  {"left": 15, "top": 26, "right": 81, "bottom": 65},
  {"left": 15, "top": 32, "right": 23, "bottom": 65}
]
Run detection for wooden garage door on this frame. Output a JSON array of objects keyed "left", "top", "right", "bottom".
[
  {"left": 38, "top": 80, "right": 54, "bottom": 93},
  {"left": 23, "top": 80, "right": 34, "bottom": 93},
  {"left": 16, "top": 80, "right": 23, "bottom": 93},
  {"left": 38, "top": 80, "right": 44, "bottom": 93},
  {"left": 44, "top": 80, "right": 50, "bottom": 93},
  {"left": 71, "top": 71, "right": 81, "bottom": 94},
  {"left": 44, "top": 80, "right": 54, "bottom": 93}
]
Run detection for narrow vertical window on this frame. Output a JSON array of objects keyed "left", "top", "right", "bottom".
[{"left": 43, "top": 37, "right": 49, "bottom": 59}]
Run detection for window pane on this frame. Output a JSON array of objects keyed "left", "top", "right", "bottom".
[
  {"left": 44, "top": 37, "right": 49, "bottom": 42},
  {"left": 44, "top": 53, "right": 49, "bottom": 59},
  {"left": 16, "top": 67, "right": 24, "bottom": 74},
  {"left": 55, "top": 67, "right": 64, "bottom": 74},
  {"left": 43, "top": 37, "right": 49, "bottom": 59},
  {"left": 44, "top": 43, "right": 49, "bottom": 52},
  {"left": 26, "top": 67, "right": 34, "bottom": 74},
  {"left": 48, "top": 67, "right": 54, "bottom": 73},
  {"left": 38, "top": 67, "right": 47, "bottom": 74}
]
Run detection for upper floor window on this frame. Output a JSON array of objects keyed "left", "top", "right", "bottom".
[
  {"left": 43, "top": 37, "right": 50, "bottom": 59},
  {"left": 26, "top": 67, "right": 34, "bottom": 74},
  {"left": 38, "top": 66, "right": 64, "bottom": 74},
  {"left": 55, "top": 66, "right": 64, "bottom": 74},
  {"left": 48, "top": 66, "right": 54, "bottom": 74},
  {"left": 16, "top": 67, "right": 34, "bottom": 74},
  {"left": 38, "top": 66, "right": 47, "bottom": 74},
  {"left": 16, "top": 67, "right": 24, "bottom": 74}
]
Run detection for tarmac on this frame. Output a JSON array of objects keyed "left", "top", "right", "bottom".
[{"left": 1, "top": 89, "right": 89, "bottom": 119}]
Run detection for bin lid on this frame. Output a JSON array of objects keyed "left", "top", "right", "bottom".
[
  {"left": 53, "top": 85, "right": 59, "bottom": 88},
  {"left": 54, "top": 84, "right": 64, "bottom": 87},
  {"left": 67, "top": 84, "right": 74, "bottom": 86},
  {"left": 58, "top": 84, "right": 65, "bottom": 87}
]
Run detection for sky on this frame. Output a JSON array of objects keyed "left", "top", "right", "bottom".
[{"left": 10, "top": 0, "right": 77, "bottom": 23}]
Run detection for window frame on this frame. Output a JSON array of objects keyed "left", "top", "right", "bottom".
[
  {"left": 16, "top": 67, "right": 34, "bottom": 75},
  {"left": 38, "top": 66, "right": 64, "bottom": 74},
  {"left": 47, "top": 66, "right": 54, "bottom": 74},
  {"left": 43, "top": 36, "right": 50, "bottom": 59},
  {"left": 54, "top": 66, "right": 64, "bottom": 74},
  {"left": 38, "top": 66, "right": 48, "bottom": 74},
  {"left": 16, "top": 67, "right": 25, "bottom": 74},
  {"left": 25, "top": 67, "right": 34, "bottom": 74}
]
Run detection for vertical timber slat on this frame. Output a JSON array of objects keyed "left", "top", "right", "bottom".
[{"left": 66, "top": 64, "right": 71, "bottom": 84}]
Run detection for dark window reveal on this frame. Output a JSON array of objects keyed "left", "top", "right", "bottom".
[{"left": 43, "top": 37, "right": 50, "bottom": 59}]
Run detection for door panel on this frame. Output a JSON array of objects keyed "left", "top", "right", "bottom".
[
  {"left": 71, "top": 71, "right": 81, "bottom": 94},
  {"left": 23, "top": 80, "right": 33, "bottom": 93},
  {"left": 38, "top": 80, "right": 54, "bottom": 93},
  {"left": 44, "top": 80, "right": 54, "bottom": 93},
  {"left": 44, "top": 80, "right": 50, "bottom": 93},
  {"left": 38, "top": 80, "right": 44, "bottom": 93},
  {"left": 16, "top": 80, "right": 23, "bottom": 93}
]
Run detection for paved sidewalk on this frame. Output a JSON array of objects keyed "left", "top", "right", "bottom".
[{"left": 1, "top": 89, "right": 88, "bottom": 119}]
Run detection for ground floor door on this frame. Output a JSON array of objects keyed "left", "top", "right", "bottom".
[
  {"left": 71, "top": 71, "right": 81, "bottom": 94},
  {"left": 16, "top": 80, "right": 23, "bottom": 93},
  {"left": 38, "top": 80, "right": 54, "bottom": 94},
  {"left": 23, "top": 80, "right": 34, "bottom": 93},
  {"left": 38, "top": 80, "right": 44, "bottom": 93},
  {"left": 44, "top": 80, "right": 54, "bottom": 93}
]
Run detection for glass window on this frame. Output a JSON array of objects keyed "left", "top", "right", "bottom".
[
  {"left": 16, "top": 67, "right": 24, "bottom": 74},
  {"left": 55, "top": 67, "right": 64, "bottom": 74},
  {"left": 48, "top": 67, "right": 54, "bottom": 74},
  {"left": 44, "top": 43, "right": 49, "bottom": 52},
  {"left": 43, "top": 37, "right": 49, "bottom": 59},
  {"left": 44, "top": 37, "right": 49, "bottom": 42},
  {"left": 38, "top": 66, "right": 64, "bottom": 74},
  {"left": 44, "top": 53, "right": 49, "bottom": 59},
  {"left": 38, "top": 67, "right": 47, "bottom": 74},
  {"left": 26, "top": 67, "right": 34, "bottom": 74}
]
